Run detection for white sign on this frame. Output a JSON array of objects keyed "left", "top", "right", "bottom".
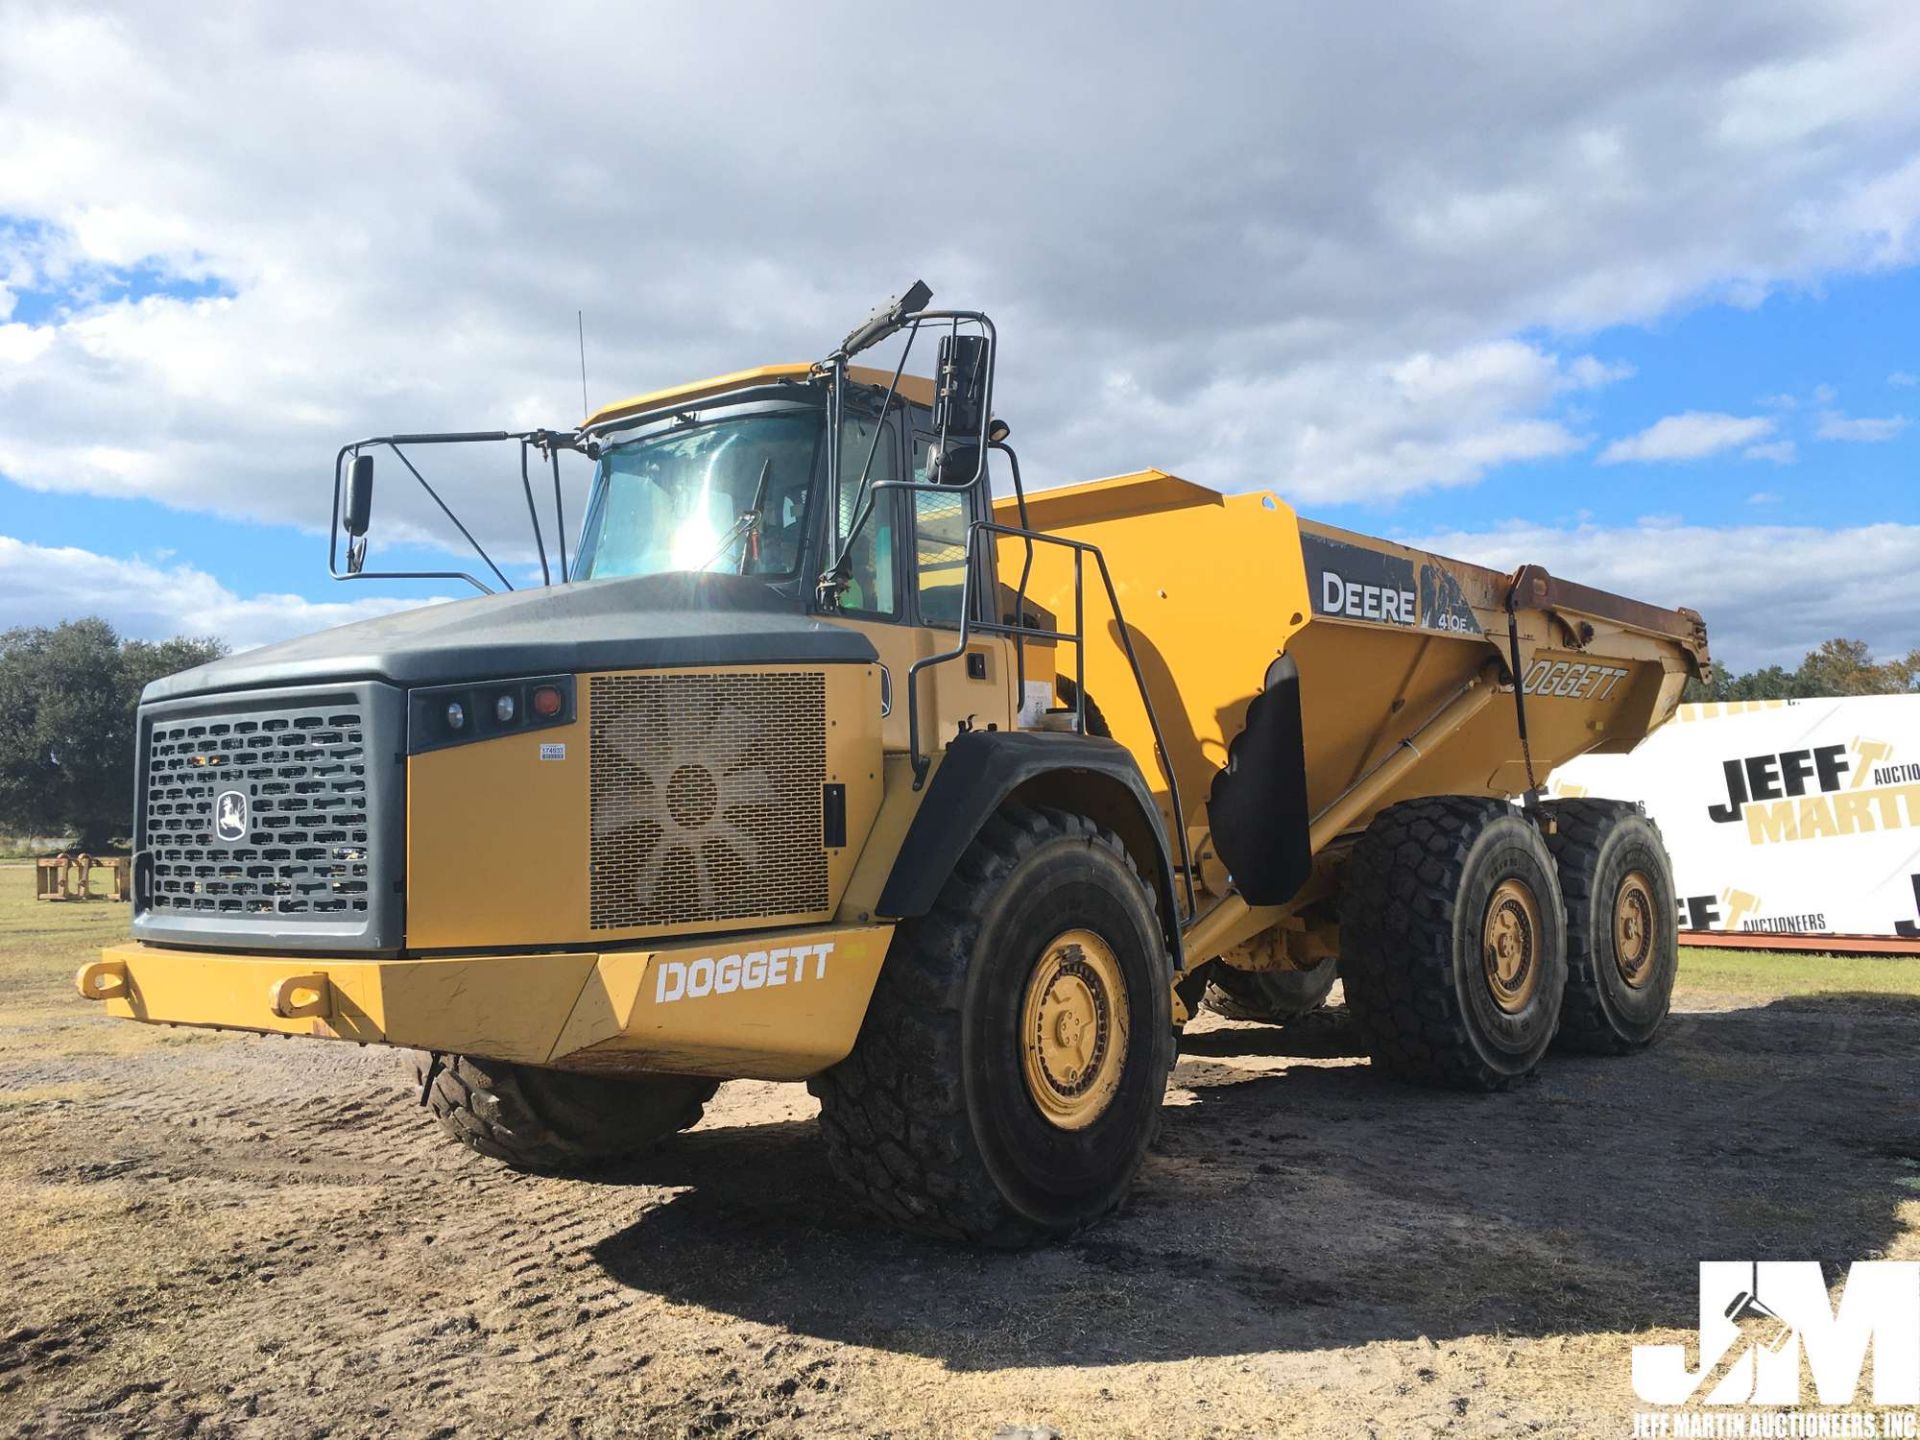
[
  {"left": 1017, "top": 680, "right": 1054, "bottom": 729},
  {"left": 1549, "top": 696, "right": 1920, "bottom": 939}
]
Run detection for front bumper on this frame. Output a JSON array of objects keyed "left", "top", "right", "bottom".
[{"left": 80, "top": 922, "right": 894, "bottom": 1081}]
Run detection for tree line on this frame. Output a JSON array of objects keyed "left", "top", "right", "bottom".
[
  {"left": 0, "top": 619, "right": 224, "bottom": 852},
  {"left": 1682, "top": 637, "right": 1919, "bottom": 703}
]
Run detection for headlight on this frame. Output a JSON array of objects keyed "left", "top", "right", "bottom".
[{"left": 406, "top": 675, "right": 574, "bottom": 755}]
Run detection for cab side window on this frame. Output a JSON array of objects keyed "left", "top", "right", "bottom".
[
  {"left": 836, "top": 415, "right": 899, "bottom": 618},
  {"left": 910, "top": 435, "right": 979, "bottom": 627}
]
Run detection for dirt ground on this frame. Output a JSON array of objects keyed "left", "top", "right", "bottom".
[{"left": 3, "top": 867, "right": 1918, "bottom": 1439}]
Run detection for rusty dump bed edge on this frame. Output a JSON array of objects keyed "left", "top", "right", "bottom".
[{"left": 1297, "top": 516, "right": 1711, "bottom": 676}]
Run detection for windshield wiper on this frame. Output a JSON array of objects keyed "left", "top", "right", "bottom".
[{"left": 696, "top": 457, "right": 774, "bottom": 574}]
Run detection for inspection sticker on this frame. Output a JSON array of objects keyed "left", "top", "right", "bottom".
[{"left": 539, "top": 743, "right": 566, "bottom": 761}]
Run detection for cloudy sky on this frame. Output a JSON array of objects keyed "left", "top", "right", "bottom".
[{"left": 2, "top": 1, "right": 1917, "bottom": 670}]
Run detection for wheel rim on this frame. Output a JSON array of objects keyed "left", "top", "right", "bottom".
[
  {"left": 1019, "top": 929, "right": 1129, "bottom": 1131},
  {"left": 1482, "top": 878, "right": 1543, "bottom": 1014},
  {"left": 1613, "top": 870, "right": 1657, "bottom": 989}
]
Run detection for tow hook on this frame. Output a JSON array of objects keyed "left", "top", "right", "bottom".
[
  {"left": 268, "top": 973, "right": 332, "bottom": 1020},
  {"left": 75, "top": 959, "right": 130, "bottom": 1002}
]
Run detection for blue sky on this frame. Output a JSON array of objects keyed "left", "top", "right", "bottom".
[
  {"left": 1385, "top": 267, "right": 1918, "bottom": 538},
  {"left": 3, "top": 3, "right": 1918, "bottom": 671}
]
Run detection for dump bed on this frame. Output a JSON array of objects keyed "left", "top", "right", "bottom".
[{"left": 993, "top": 470, "right": 1709, "bottom": 873}]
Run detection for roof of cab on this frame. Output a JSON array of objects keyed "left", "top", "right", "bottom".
[{"left": 582, "top": 364, "right": 937, "bottom": 431}]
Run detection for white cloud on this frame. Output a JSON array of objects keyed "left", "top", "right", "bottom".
[
  {"left": 1815, "top": 410, "right": 1909, "bottom": 441},
  {"left": 1411, "top": 519, "right": 1920, "bottom": 670},
  {"left": 1598, "top": 412, "right": 1775, "bottom": 464},
  {"left": 1746, "top": 490, "right": 1782, "bottom": 503},
  {"left": 0, "top": 2, "right": 1915, "bottom": 527},
  {"left": 1742, "top": 439, "right": 1797, "bottom": 464},
  {"left": 1080, "top": 338, "right": 1615, "bottom": 501},
  {"left": 0, "top": 534, "right": 435, "bottom": 650},
  {"left": 1891, "top": 369, "right": 1918, "bottom": 386},
  {"left": 0, "top": 322, "right": 53, "bottom": 364}
]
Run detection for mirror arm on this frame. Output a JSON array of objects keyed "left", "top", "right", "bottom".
[
  {"left": 518, "top": 440, "right": 551, "bottom": 586},
  {"left": 388, "top": 442, "right": 516, "bottom": 593},
  {"left": 546, "top": 439, "right": 569, "bottom": 582}
]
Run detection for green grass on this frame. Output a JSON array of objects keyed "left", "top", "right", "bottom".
[
  {"left": 0, "top": 863, "right": 128, "bottom": 997},
  {"left": 0, "top": 862, "right": 184, "bottom": 1059},
  {"left": 1677, "top": 946, "right": 1920, "bottom": 997}
]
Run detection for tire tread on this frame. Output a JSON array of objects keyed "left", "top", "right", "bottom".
[
  {"left": 811, "top": 805, "right": 1161, "bottom": 1246},
  {"left": 415, "top": 1053, "right": 716, "bottom": 1174},
  {"left": 1542, "top": 797, "right": 1675, "bottom": 1055},
  {"left": 1337, "top": 795, "right": 1558, "bottom": 1091}
]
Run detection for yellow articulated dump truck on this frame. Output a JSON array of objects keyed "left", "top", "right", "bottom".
[{"left": 81, "top": 284, "right": 1709, "bottom": 1244}]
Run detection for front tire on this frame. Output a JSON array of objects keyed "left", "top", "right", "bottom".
[
  {"left": 1542, "top": 799, "right": 1679, "bottom": 1054},
  {"left": 811, "top": 805, "right": 1173, "bottom": 1246},
  {"left": 414, "top": 1053, "right": 717, "bottom": 1173},
  {"left": 1338, "top": 796, "right": 1567, "bottom": 1091}
]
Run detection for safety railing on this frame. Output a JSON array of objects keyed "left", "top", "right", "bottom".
[{"left": 902, "top": 515, "right": 1198, "bottom": 921}]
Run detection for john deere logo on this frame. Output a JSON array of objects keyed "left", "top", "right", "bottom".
[{"left": 214, "top": 790, "right": 249, "bottom": 842}]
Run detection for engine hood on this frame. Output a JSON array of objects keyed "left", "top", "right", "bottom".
[{"left": 144, "top": 573, "right": 877, "bottom": 702}]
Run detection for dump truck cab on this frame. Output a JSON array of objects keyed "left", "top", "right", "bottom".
[
  {"left": 575, "top": 359, "right": 1023, "bottom": 754},
  {"left": 86, "top": 282, "right": 1708, "bottom": 1246}
]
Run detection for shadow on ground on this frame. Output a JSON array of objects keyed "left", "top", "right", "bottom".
[{"left": 587, "top": 994, "right": 1920, "bottom": 1370}]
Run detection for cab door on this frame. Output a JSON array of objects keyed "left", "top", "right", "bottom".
[
  {"left": 821, "top": 410, "right": 915, "bottom": 751},
  {"left": 904, "top": 428, "right": 1015, "bottom": 741},
  {"left": 818, "top": 414, "right": 1013, "bottom": 756}
]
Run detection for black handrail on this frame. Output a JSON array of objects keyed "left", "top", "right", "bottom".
[{"left": 903, "top": 517, "right": 1198, "bottom": 922}]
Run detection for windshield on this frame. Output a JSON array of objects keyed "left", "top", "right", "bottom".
[{"left": 573, "top": 409, "right": 823, "bottom": 581}]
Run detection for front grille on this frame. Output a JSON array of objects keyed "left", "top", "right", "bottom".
[
  {"left": 589, "top": 671, "right": 829, "bottom": 930},
  {"left": 144, "top": 705, "right": 371, "bottom": 920}
]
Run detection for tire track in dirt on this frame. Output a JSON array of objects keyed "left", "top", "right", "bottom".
[{"left": 5, "top": 996, "right": 1920, "bottom": 1437}]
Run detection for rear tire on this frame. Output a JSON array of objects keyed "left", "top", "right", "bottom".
[
  {"left": 414, "top": 1053, "right": 717, "bottom": 1173},
  {"left": 1542, "top": 799, "right": 1678, "bottom": 1054},
  {"left": 1338, "top": 796, "right": 1567, "bottom": 1091},
  {"left": 811, "top": 805, "right": 1173, "bottom": 1246},
  {"left": 1202, "top": 958, "right": 1337, "bottom": 1024}
]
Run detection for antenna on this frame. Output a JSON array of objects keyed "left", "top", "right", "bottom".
[{"left": 576, "top": 310, "right": 589, "bottom": 418}]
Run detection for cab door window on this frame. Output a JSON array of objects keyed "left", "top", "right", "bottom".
[
  {"left": 910, "top": 435, "right": 985, "bottom": 628},
  {"left": 834, "top": 413, "right": 900, "bottom": 618}
]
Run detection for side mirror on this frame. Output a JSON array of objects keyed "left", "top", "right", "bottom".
[
  {"left": 934, "top": 334, "right": 990, "bottom": 440},
  {"left": 344, "top": 454, "right": 374, "bottom": 537},
  {"left": 928, "top": 443, "right": 982, "bottom": 488}
]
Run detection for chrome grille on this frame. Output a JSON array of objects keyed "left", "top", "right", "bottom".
[
  {"left": 589, "top": 671, "right": 828, "bottom": 930},
  {"left": 144, "top": 706, "right": 371, "bottom": 919}
]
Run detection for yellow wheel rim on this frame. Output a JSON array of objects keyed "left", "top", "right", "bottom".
[
  {"left": 1614, "top": 870, "right": 1656, "bottom": 989},
  {"left": 1482, "top": 878, "right": 1543, "bottom": 1014},
  {"left": 1019, "top": 929, "right": 1129, "bottom": 1131}
]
